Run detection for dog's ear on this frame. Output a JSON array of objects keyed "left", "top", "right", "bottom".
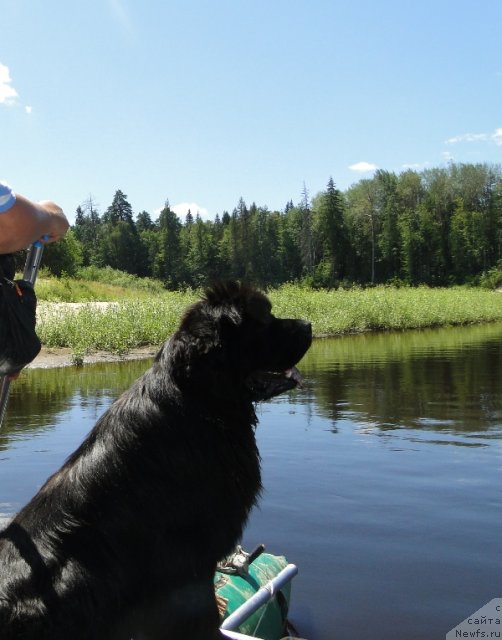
[
  {"left": 173, "top": 297, "right": 242, "bottom": 375},
  {"left": 167, "top": 299, "right": 243, "bottom": 392},
  {"left": 181, "top": 297, "right": 241, "bottom": 343}
]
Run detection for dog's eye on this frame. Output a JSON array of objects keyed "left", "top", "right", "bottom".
[
  {"left": 249, "top": 310, "right": 273, "bottom": 328},
  {"left": 246, "top": 296, "right": 273, "bottom": 325}
]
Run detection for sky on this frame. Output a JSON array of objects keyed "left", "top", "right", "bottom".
[{"left": 1, "top": 0, "right": 501, "bottom": 223}]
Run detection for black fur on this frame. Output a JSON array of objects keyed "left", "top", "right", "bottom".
[{"left": 0, "top": 281, "right": 312, "bottom": 639}]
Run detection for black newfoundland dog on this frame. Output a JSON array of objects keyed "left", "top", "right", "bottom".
[{"left": 0, "top": 281, "right": 312, "bottom": 640}]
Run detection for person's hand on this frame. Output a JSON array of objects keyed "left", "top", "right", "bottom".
[{"left": 37, "top": 201, "right": 69, "bottom": 244}]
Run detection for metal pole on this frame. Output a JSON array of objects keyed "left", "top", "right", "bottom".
[
  {"left": 0, "top": 375, "right": 11, "bottom": 428},
  {"left": 23, "top": 242, "right": 45, "bottom": 285},
  {"left": 0, "top": 242, "right": 44, "bottom": 428},
  {"left": 220, "top": 563, "right": 298, "bottom": 632}
]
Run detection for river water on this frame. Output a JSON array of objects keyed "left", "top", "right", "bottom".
[{"left": 1, "top": 322, "right": 502, "bottom": 640}]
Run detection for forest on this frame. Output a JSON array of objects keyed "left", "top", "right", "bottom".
[{"left": 43, "top": 162, "right": 502, "bottom": 289}]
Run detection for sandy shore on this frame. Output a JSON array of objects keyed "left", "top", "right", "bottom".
[
  {"left": 27, "top": 346, "right": 158, "bottom": 370},
  {"left": 28, "top": 301, "right": 157, "bottom": 369}
]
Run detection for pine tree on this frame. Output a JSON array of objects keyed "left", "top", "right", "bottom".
[
  {"left": 103, "top": 190, "right": 134, "bottom": 226},
  {"left": 299, "top": 183, "right": 315, "bottom": 277},
  {"left": 136, "top": 210, "right": 155, "bottom": 232},
  {"left": 317, "top": 177, "right": 348, "bottom": 284},
  {"left": 155, "top": 201, "right": 183, "bottom": 287},
  {"left": 73, "top": 196, "right": 102, "bottom": 266},
  {"left": 185, "top": 210, "right": 194, "bottom": 226},
  {"left": 99, "top": 190, "right": 140, "bottom": 273}
]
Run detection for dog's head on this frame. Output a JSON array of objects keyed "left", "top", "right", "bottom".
[{"left": 166, "top": 281, "right": 312, "bottom": 403}]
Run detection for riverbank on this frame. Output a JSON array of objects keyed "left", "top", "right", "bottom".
[
  {"left": 27, "top": 346, "right": 158, "bottom": 369},
  {"left": 32, "top": 285, "right": 502, "bottom": 367}
]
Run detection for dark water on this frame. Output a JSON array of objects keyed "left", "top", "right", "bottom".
[{"left": 1, "top": 323, "right": 502, "bottom": 640}]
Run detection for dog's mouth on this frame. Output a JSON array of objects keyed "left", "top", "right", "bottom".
[{"left": 245, "top": 366, "right": 305, "bottom": 401}]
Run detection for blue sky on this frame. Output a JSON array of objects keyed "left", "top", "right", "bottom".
[{"left": 1, "top": 0, "right": 501, "bottom": 223}]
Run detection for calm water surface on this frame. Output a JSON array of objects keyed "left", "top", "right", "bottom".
[{"left": 1, "top": 323, "right": 502, "bottom": 640}]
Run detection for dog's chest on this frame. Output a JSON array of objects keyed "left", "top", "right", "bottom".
[{"left": 197, "top": 420, "right": 262, "bottom": 511}]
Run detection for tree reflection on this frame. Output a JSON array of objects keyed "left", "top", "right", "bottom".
[
  {"left": 0, "top": 359, "right": 152, "bottom": 448},
  {"left": 2, "top": 321, "right": 502, "bottom": 453},
  {"left": 298, "top": 322, "right": 502, "bottom": 435}
]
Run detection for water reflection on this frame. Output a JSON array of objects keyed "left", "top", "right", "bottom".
[
  {"left": 300, "top": 322, "right": 502, "bottom": 438},
  {"left": 0, "top": 360, "right": 150, "bottom": 447},
  {"left": 3, "top": 322, "right": 502, "bottom": 447}
]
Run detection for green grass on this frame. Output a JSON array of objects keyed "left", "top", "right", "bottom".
[
  {"left": 478, "top": 265, "right": 502, "bottom": 290},
  {"left": 38, "top": 292, "right": 198, "bottom": 357},
  {"left": 35, "top": 281, "right": 502, "bottom": 359},
  {"left": 35, "top": 266, "right": 166, "bottom": 302},
  {"left": 269, "top": 284, "right": 502, "bottom": 335}
]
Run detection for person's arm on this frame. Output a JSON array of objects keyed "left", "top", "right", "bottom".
[{"left": 0, "top": 194, "right": 69, "bottom": 254}]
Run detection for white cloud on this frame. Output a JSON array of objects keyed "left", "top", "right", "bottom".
[
  {"left": 446, "top": 128, "right": 502, "bottom": 145},
  {"left": 348, "top": 161, "right": 378, "bottom": 173},
  {"left": 0, "top": 63, "right": 18, "bottom": 105},
  {"left": 172, "top": 202, "right": 210, "bottom": 220},
  {"left": 446, "top": 132, "right": 488, "bottom": 144},
  {"left": 153, "top": 202, "right": 211, "bottom": 220},
  {"left": 442, "top": 151, "right": 454, "bottom": 162},
  {"left": 492, "top": 128, "right": 502, "bottom": 145},
  {"left": 25, "top": 105, "right": 32, "bottom": 114}
]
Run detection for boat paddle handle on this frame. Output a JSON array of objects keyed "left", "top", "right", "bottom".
[
  {"left": 248, "top": 543, "right": 266, "bottom": 565},
  {"left": 23, "top": 239, "right": 46, "bottom": 285}
]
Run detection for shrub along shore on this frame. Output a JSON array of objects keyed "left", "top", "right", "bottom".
[{"left": 35, "top": 279, "right": 502, "bottom": 362}]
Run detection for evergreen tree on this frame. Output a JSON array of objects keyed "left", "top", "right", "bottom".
[
  {"left": 103, "top": 190, "right": 135, "bottom": 226},
  {"left": 317, "top": 177, "right": 348, "bottom": 284},
  {"left": 251, "top": 207, "right": 282, "bottom": 286},
  {"left": 138, "top": 229, "right": 161, "bottom": 278},
  {"left": 98, "top": 221, "right": 139, "bottom": 274},
  {"left": 67, "top": 161, "right": 502, "bottom": 289},
  {"left": 185, "top": 210, "right": 194, "bottom": 226},
  {"left": 237, "top": 197, "right": 253, "bottom": 279},
  {"left": 280, "top": 205, "right": 303, "bottom": 281},
  {"left": 155, "top": 201, "right": 183, "bottom": 287},
  {"left": 100, "top": 190, "right": 140, "bottom": 273},
  {"left": 228, "top": 208, "right": 243, "bottom": 279},
  {"left": 185, "top": 214, "right": 218, "bottom": 286},
  {"left": 298, "top": 183, "right": 316, "bottom": 277},
  {"left": 75, "top": 205, "right": 85, "bottom": 226},
  {"left": 135, "top": 220, "right": 154, "bottom": 277},
  {"left": 73, "top": 196, "right": 102, "bottom": 266},
  {"left": 136, "top": 210, "right": 155, "bottom": 232}
]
